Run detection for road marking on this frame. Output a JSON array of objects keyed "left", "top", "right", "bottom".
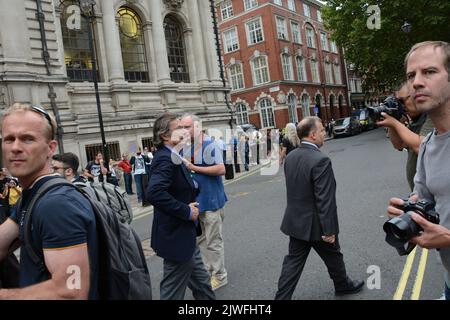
[
  {"left": 393, "top": 246, "right": 417, "bottom": 300},
  {"left": 410, "top": 248, "right": 428, "bottom": 300}
]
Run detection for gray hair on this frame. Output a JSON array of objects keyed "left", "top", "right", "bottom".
[
  {"left": 297, "top": 116, "right": 321, "bottom": 139},
  {"left": 181, "top": 113, "right": 201, "bottom": 123},
  {"left": 153, "top": 113, "right": 180, "bottom": 148}
]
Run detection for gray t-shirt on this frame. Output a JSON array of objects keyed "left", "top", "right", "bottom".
[
  {"left": 414, "top": 129, "right": 450, "bottom": 284},
  {"left": 406, "top": 115, "right": 434, "bottom": 191}
]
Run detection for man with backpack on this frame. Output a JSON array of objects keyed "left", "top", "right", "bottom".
[{"left": 0, "top": 103, "right": 99, "bottom": 299}]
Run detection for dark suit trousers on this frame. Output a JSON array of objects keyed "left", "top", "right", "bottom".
[
  {"left": 160, "top": 246, "right": 216, "bottom": 300},
  {"left": 275, "top": 236, "right": 349, "bottom": 300}
]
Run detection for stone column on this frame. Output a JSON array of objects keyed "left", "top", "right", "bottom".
[
  {"left": 187, "top": 0, "right": 208, "bottom": 83},
  {"left": 183, "top": 28, "right": 197, "bottom": 83},
  {"left": 100, "top": 0, "right": 124, "bottom": 82},
  {"left": 199, "top": 0, "right": 221, "bottom": 82},
  {"left": 150, "top": 0, "right": 171, "bottom": 83}
]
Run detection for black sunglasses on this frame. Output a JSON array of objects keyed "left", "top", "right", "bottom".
[{"left": 31, "top": 105, "right": 55, "bottom": 139}]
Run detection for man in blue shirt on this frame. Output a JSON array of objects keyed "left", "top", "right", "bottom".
[
  {"left": 180, "top": 114, "right": 228, "bottom": 291},
  {"left": 0, "top": 103, "right": 98, "bottom": 299}
]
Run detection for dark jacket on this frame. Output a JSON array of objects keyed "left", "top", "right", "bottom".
[
  {"left": 280, "top": 142, "right": 339, "bottom": 241},
  {"left": 146, "top": 146, "right": 200, "bottom": 262}
]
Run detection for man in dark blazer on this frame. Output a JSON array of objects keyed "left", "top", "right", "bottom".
[
  {"left": 275, "top": 116, "right": 364, "bottom": 300},
  {"left": 146, "top": 113, "right": 215, "bottom": 300}
]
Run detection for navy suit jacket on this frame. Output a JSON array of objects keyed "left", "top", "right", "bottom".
[{"left": 146, "top": 146, "right": 199, "bottom": 262}]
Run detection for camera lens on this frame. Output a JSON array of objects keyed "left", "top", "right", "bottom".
[{"left": 383, "top": 212, "right": 422, "bottom": 242}]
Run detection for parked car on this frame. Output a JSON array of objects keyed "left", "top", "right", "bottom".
[
  {"left": 358, "top": 109, "right": 376, "bottom": 131},
  {"left": 332, "top": 117, "right": 362, "bottom": 138}
]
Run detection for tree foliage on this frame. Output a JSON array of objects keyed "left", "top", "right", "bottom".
[{"left": 322, "top": 0, "right": 450, "bottom": 94}]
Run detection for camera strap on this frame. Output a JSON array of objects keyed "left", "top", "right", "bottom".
[
  {"left": 385, "top": 231, "right": 417, "bottom": 256},
  {"left": 398, "top": 242, "right": 416, "bottom": 256}
]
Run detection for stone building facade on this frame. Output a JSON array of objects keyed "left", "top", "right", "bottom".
[{"left": 0, "top": 0, "right": 231, "bottom": 165}]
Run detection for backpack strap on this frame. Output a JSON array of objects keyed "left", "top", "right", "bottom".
[{"left": 18, "top": 178, "right": 74, "bottom": 274}]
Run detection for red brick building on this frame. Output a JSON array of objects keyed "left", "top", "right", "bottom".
[{"left": 216, "top": 0, "right": 351, "bottom": 130}]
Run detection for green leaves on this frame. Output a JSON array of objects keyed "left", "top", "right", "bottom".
[{"left": 322, "top": 0, "right": 450, "bottom": 93}]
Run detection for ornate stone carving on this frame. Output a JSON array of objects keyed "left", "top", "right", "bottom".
[
  {"left": 277, "top": 91, "right": 286, "bottom": 104},
  {"left": 163, "top": 0, "right": 184, "bottom": 10}
]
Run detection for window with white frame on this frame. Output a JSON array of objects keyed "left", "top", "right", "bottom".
[
  {"left": 287, "top": 0, "right": 296, "bottom": 11},
  {"left": 306, "top": 28, "right": 315, "bottom": 48},
  {"left": 311, "top": 60, "right": 320, "bottom": 83},
  {"left": 235, "top": 103, "right": 249, "bottom": 125},
  {"left": 320, "top": 32, "right": 329, "bottom": 51},
  {"left": 287, "top": 94, "right": 298, "bottom": 123},
  {"left": 303, "top": 3, "right": 311, "bottom": 17},
  {"left": 296, "top": 56, "right": 306, "bottom": 81},
  {"left": 330, "top": 40, "right": 338, "bottom": 53},
  {"left": 252, "top": 56, "right": 269, "bottom": 85},
  {"left": 276, "top": 16, "right": 288, "bottom": 40},
  {"left": 325, "top": 62, "right": 333, "bottom": 84},
  {"left": 334, "top": 64, "right": 342, "bottom": 84},
  {"left": 246, "top": 18, "right": 264, "bottom": 45},
  {"left": 221, "top": 0, "right": 233, "bottom": 20},
  {"left": 317, "top": 10, "right": 322, "bottom": 22},
  {"left": 291, "top": 21, "right": 301, "bottom": 43},
  {"left": 281, "top": 54, "right": 294, "bottom": 80},
  {"left": 223, "top": 28, "right": 239, "bottom": 53},
  {"left": 274, "top": 0, "right": 282, "bottom": 6},
  {"left": 244, "top": 0, "right": 258, "bottom": 10},
  {"left": 229, "top": 63, "right": 245, "bottom": 90},
  {"left": 259, "top": 98, "right": 275, "bottom": 128},
  {"left": 301, "top": 94, "right": 311, "bottom": 117}
]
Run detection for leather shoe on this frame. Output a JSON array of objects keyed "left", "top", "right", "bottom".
[{"left": 335, "top": 279, "right": 364, "bottom": 296}]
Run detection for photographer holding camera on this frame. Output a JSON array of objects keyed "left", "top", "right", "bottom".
[
  {"left": 386, "top": 41, "right": 450, "bottom": 300},
  {"left": 376, "top": 84, "right": 433, "bottom": 191}
]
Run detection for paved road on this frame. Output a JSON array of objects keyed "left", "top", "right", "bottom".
[{"left": 132, "top": 128, "right": 444, "bottom": 300}]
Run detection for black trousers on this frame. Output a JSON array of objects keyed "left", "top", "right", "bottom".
[{"left": 275, "top": 236, "right": 349, "bottom": 300}]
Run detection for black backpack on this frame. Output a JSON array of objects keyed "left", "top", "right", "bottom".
[{"left": 17, "top": 177, "right": 152, "bottom": 300}]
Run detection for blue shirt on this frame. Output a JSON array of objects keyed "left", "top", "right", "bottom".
[
  {"left": 11, "top": 176, "right": 99, "bottom": 299},
  {"left": 191, "top": 137, "right": 228, "bottom": 212}
]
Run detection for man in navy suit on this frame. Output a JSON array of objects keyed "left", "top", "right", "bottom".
[{"left": 146, "top": 113, "right": 215, "bottom": 300}]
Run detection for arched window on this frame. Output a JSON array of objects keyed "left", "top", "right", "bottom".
[
  {"left": 61, "top": 1, "right": 98, "bottom": 82},
  {"left": 287, "top": 94, "right": 298, "bottom": 123},
  {"left": 251, "top": 56, "right": 269, "bottom": 85},
  {"left": 117, "top": 7, "right": 149, "bottom": 82},
  {"left": 301, "top": 94, "right": 311, "bottom": 117},
  {"left": 235, "top": 103, "right": 249, "bottom": 125},
  {"left": 259, "top": 98, "right": 275, "bottom": 128},
  {"left": 164, "top": 16, "right": 190, "bottom": 83}
]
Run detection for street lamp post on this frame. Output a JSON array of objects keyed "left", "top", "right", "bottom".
[
  {"left": 209, "top": 0, "right": 234, "bottom": 130},
  {"left": 78, "top": 0, "right": 109, "bottom": 173},
  {"left": 401, "top": 21, "right": 413, "bottom": 44}
]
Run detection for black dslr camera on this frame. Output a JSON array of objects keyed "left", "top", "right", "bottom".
[
  {"left": 383, "top": 198, "right": 440, "bottom": 255},
  {"left": 368, "top": 96, "right": 407, "bottom": 121}
]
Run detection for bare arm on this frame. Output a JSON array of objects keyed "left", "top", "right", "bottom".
[
  {"left": 280, "top": 146, "right": 287, "bottom": 164},
  {"left": 0, "top": 244, "right": 90, "bottom": 299},
  {"left": 0, "top": 219, "right": 20, "bottom": 261},
  {"left": 378, "top": 113, "right": 423, "bottom": 153},
  {"left": 83, "top": 169, "right": 94, "bottom": 179},
  {"left": 185, "top": 162, "right": 225, "bottom": 176}
]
